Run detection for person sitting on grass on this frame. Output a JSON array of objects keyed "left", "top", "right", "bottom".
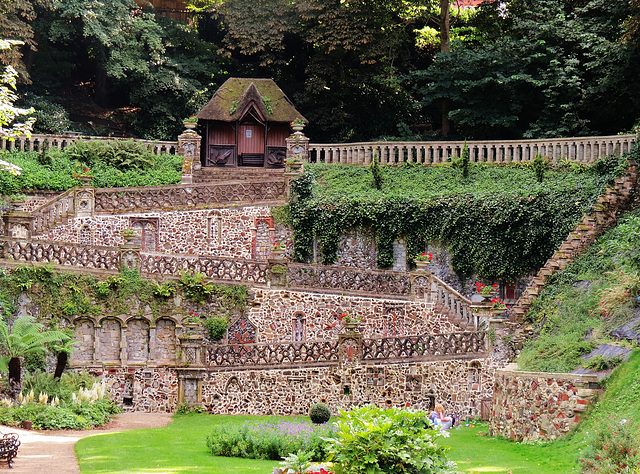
[{"left": 429, "top": 403, "right": 453, "bottom": 430}]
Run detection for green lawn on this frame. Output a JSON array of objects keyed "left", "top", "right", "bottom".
[
  {"left": 76, "top": 414, "right": 582, "bottom": 473},
  {"left": 76, "top": 414, "right": 281, "bottom": 473},
  {"left": 445, "top": 423, "right": 579, "bottom": 473}
]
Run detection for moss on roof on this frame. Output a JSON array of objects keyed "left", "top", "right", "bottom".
[{"left": 197, "top": 78, "right": 307, "bottom": 124}]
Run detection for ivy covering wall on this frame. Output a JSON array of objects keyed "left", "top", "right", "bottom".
[{"left": 288, "top": 152, "right": 632, "bottom": 282}]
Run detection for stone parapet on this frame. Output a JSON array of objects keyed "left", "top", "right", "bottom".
[{"left": 490, "top": 364, "right": 601, "bottom": 442}]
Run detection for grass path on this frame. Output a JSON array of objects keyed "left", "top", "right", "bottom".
[{"left": 77, "top": 414, "right": 582, "bottom": 473}]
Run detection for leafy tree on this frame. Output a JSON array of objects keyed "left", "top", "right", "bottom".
[
  {"left": 28, "top": 0, "right": 222, "bottom": 139},
  {"left": 412, "top": 0, "right": 640, "bottom": 138},
  {"left": 50, "top": 331, "right": 76, "bottom": 379},
  {"left": 0, "top": 39, "right": 34, "bottom": 175},
  {"left": 0, "top": 315, "right": 65, "bottom": 389}
]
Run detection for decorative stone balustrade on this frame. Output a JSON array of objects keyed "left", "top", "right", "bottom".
[
  {"left": 0, "top": 133, "right": 177, "bottom": 155},
  {"left": 430, "top": 276, "right": 475, "bottom": 329},
  {"left": 362, "top": 332, "right": 486, "bottom": 361},
  {"left": 308, "top": 134, "right": 636, "bottom": 166},
  {"left": 139, "top": 253, "right": 269, "bottom": 283},
  {"left": 94, "top": 180, "right": 287, "bottom": 213},
  {"left": 0, "top": 238, "right": 120, "bottom": 270},
  {"left": 30, "top": 187, "right": 81, "bottom": 236},
  {"left": 287, "top": 262, "right": 412, "bottom": 296},
  {"left": 203, "top": 331, "right": 485, "bottom": 370},
  {"left": 205, "top": 339, "right": 341, "bottom": 370}
]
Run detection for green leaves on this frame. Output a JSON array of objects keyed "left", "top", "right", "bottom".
[
  {"left": 290, "top": 157, "right": 624, "bottom": 280},
  {"left": 325, "top": 405, "right": 452, "bottom": 474}
]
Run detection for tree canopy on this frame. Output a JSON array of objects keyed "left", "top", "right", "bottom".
[{"left": 0, "top": 0, "right": 637, "bottom": 141}]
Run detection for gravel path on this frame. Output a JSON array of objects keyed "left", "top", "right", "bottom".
[{"left": 0, "top": 413, "right": 173, "bottom": 473}]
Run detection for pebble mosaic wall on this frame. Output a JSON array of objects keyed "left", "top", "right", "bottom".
[
  {"left": 199, "top": 358, "right": 496, "bottom": 418},
  {"left": 32, "top": 205, "right": 287, "bottom": 259},
  {"left": 490, "top": 364, "right": 600, "bottom": 442},
  {"left": 248, "top": 288, "right": 464, "bottom": 343}
]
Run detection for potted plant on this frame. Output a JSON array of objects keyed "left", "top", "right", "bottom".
[
  {"left": 73, "top": 168, "right": 93, "bottom": 185},
  {"left": 183, "top": 115, "right": 198, "bottom": 129},
  {"left": 286, "top": 156, "right": 303, "bottom": 171},
  {"left": 121, "top": 228, "right": 136, "bottom": 242},
  {"left": 272, "top": 241, "right": 288, "bottom": 256},
  {"left": 412, "top": 252, "right": 433, "bottom": 271},
  {"left": 340, "top": 312, "right": 361, "bottom": 331},
  {"left": 290, "top": 118, "right": 306, "bottom": 132},
  {"left": 490, "top": 297, "right": 508, "bottom": 317},
  {"left": 476, "top": 282, "right": 499, "bottom": 302}
]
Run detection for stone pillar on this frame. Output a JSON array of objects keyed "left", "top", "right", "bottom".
[
  {"left": 3, "top": 210, "right": 33, "bottom": 239},
  {"left": 120, "top": 325, "right": 128, "bottom": 365},
  {"left": 119, "top": 241, "right": 141, "bottom": 272},
  {"left": 179, "top": 127, "right": 202, "bottom": 185},
  {"left": 286, "top": 130, "right": 309, "bottom": 163},
  {"left": 178, "top": 331, "right": 204, "bottom": 367},
  {"left": 74, "top": 182, "right": 95, "bottom": 217},
  {"left": 338, "top": 325, "right": 363, "bottom": 367}
]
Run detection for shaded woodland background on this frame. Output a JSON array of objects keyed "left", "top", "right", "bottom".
[{"left": 2, "top": 0, "right": 639, "bottom": 142}]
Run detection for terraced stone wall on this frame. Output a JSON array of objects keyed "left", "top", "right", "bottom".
[
  {"left": 490, "top": 364, "right": 601, "bottom": 442},
  {"left": 199, "top": 358, "right": 495, "bottom": 418},
  {"left": 32, "top": 205, "right": 290, "bottom": 259}
]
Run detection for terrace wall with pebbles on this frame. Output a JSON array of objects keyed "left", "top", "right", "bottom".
[
  {"left": 200, "top": 358, "right": 495, "bottom": 417},
  {"left": 32, "top": 205, "right": 289, "bottom": 259},
  {"left": 490, "top": 364, "right": 601, "bottom": 442},
  {"left": 249, "top": 288, "right": 463, "bottom": 343}
]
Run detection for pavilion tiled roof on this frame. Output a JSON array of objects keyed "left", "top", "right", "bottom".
[{"left": 197, "top": 78, "right": 306, "bottom": 124}]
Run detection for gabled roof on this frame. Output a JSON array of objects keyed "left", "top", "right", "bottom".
[{"left": 197, "top": 78, "right": 307, "bottom": 124}]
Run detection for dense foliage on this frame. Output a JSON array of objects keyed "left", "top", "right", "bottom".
[
  {"left": 206, "top": 418, "right": 335, "bottom": 462},
  {"left": 289, "top": 153, "right": 628, "bottom": 281},
  {"left": 0, "top": 146, "right": 182, "bottom": 194},
  {"left": 325, "top": 405, "right": 454, "bottom": 474},
  {"left": 3, "top": 0, "right": 638, "bottom": 141}
]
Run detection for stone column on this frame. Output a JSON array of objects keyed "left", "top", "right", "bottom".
[
  {"left": 179, "top": 127, "right": 202, "bottom": 185},
  {"left": 119, "top": 241, "right": 141, "bottom": 272},
  {"left": 338, "top": 326, "right": 363, "bottom": 367},
  {"left": 74, "top": 182, "right": 95, "bottom": 217}
]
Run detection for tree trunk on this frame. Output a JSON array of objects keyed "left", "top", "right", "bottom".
[
  {"left": 54, "top": 352, "right": 68, "bottom": 379},
  {"left": 8, "top": 357, "right": 21, "bottom": 387},
  {"left": 440, "top": 0, "right": 452, "bottom": 136}
]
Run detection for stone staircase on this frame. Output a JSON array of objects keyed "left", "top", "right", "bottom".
[
  {"left": 511, "top": 159, "right": 639, "bottom": 320},
  {"left": 191, "top": 166, "right": 285, "bottom": 183}
]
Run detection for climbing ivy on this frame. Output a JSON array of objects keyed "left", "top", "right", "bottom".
[
  {"left": 0, "top": 266, "right": 246, "bottom": 325},
  {"left": 289, "top": 151, "right": 632, "bottom": 281}
]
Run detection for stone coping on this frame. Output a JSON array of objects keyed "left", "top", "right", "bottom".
[{"left": 497, "top": 363, "right": 599, "bottom": 385}]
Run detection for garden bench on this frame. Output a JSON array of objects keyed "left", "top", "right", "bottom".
[{"left": 0, "top": 433, "right": 20, "bottom": 468}]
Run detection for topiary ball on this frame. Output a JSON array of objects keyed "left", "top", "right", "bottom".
[{"left": 309, "top": 402, "right": 331, "bottom": 424}]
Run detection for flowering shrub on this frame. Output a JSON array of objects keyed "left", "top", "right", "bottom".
[
  {"left": 475, "top": 282, "right": 498, "bottom": 297},
  {"left": 579, "top": 416, "right": 640, "bottom": 473},
  {"left": 206, "top": 419, "right": 335, "bottom": 461}
]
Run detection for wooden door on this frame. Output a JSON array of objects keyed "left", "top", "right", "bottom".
[{"left": 238, "top": 124, "right": 265, "bottom": 166}]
